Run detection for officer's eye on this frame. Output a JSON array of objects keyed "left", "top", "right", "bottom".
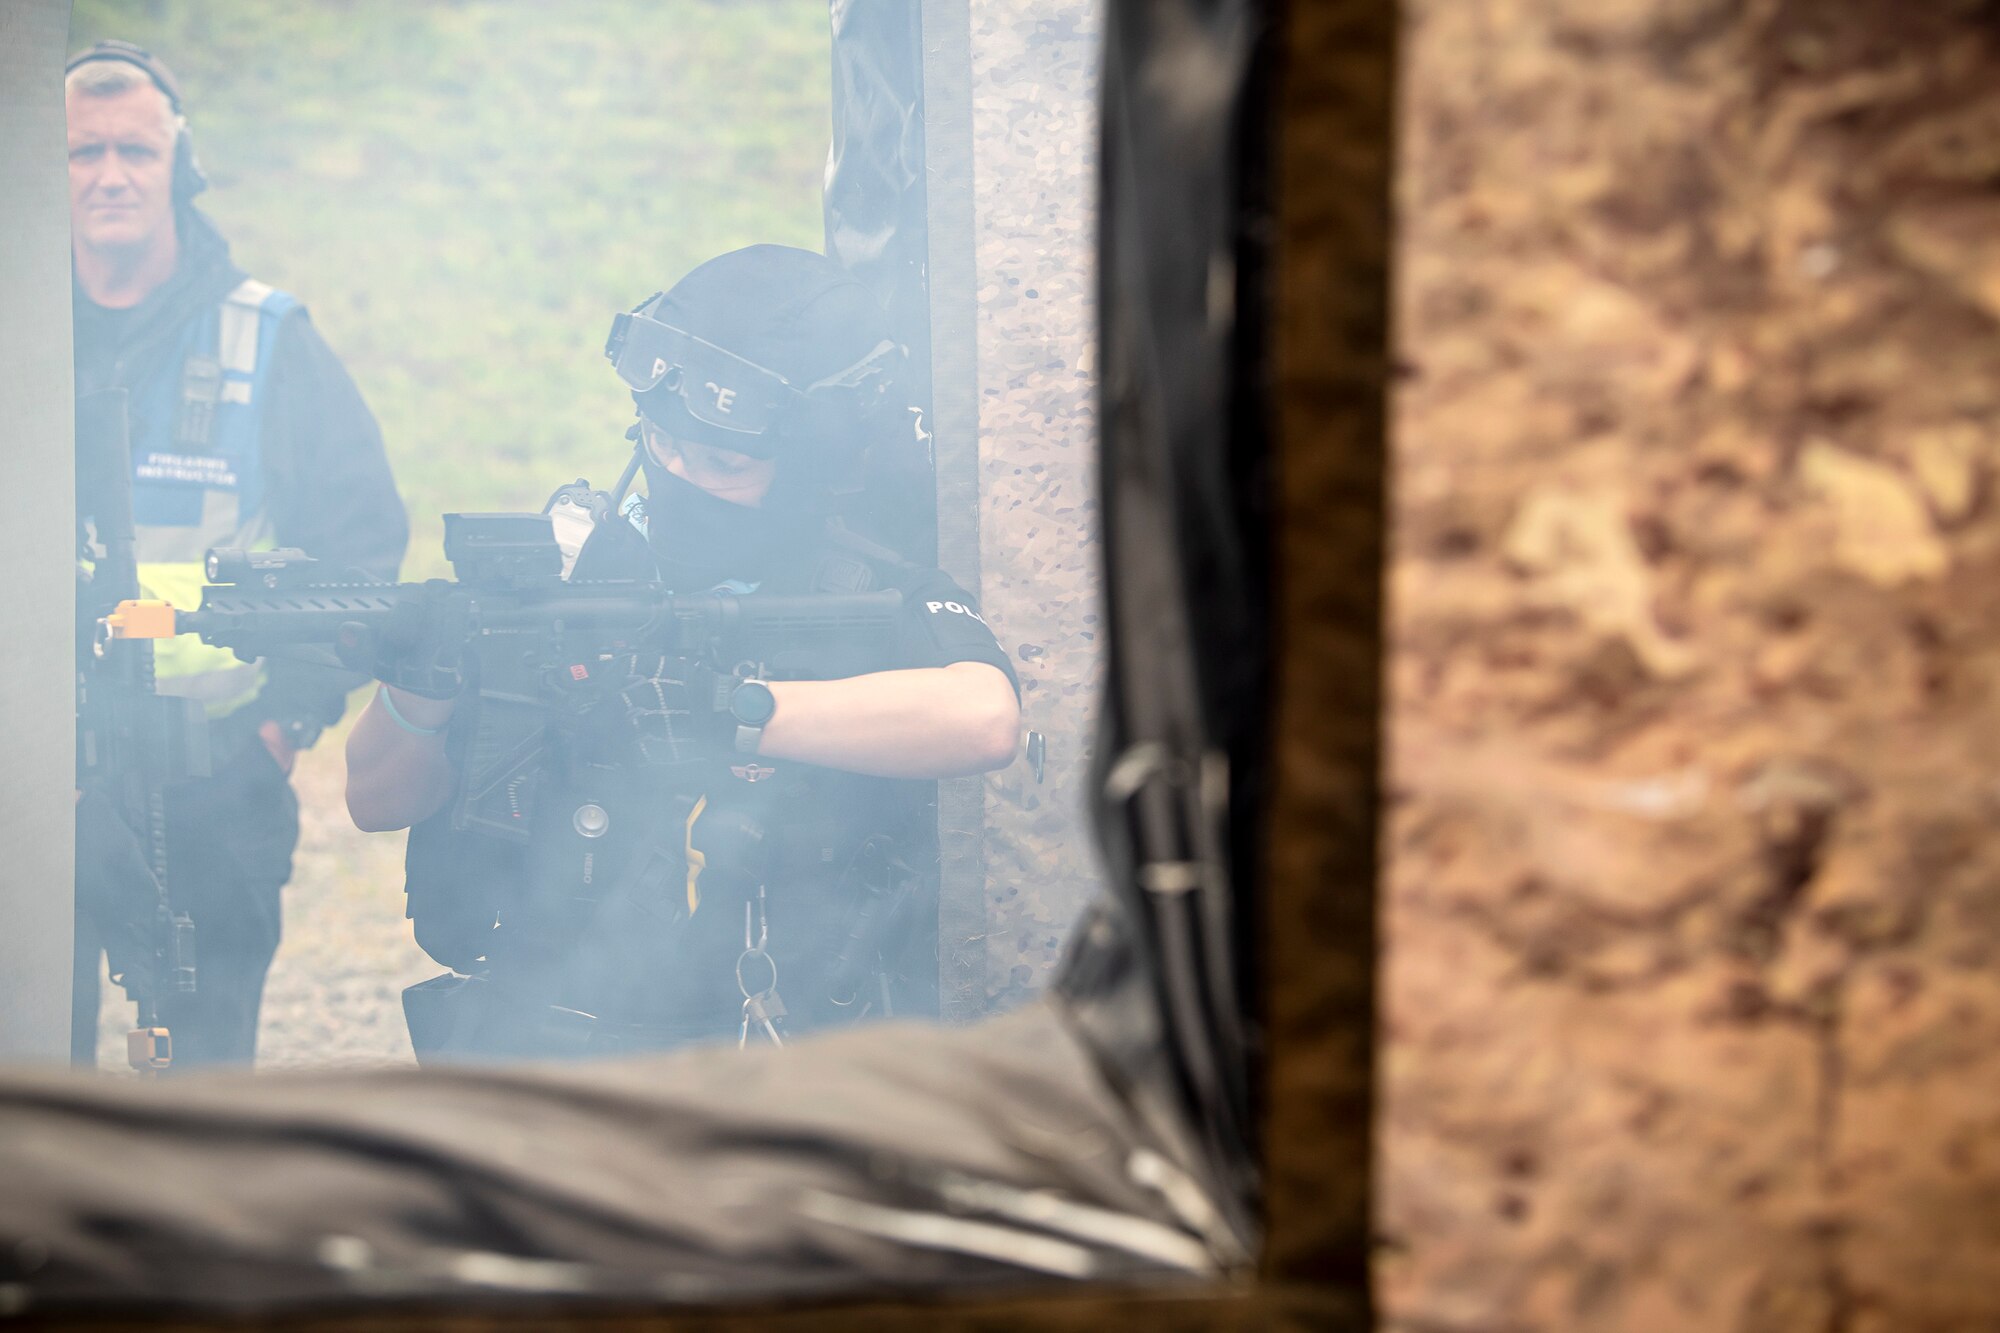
[
  {"left": 69, "top": 144, "right": 105, "bottom": 163},
  {"left": 117, "top": 142, "right": 161, "bottom": 161},
  {"left": 687, "top": 443, "right": 760, "bottom": 477}
]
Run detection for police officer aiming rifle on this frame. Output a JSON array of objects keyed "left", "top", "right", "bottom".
[{"left": 342, "top": 245, "right": 1022, "bottom": 1059}]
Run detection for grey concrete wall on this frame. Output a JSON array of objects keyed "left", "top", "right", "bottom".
[
  {"left": 0, "top": 0, "right": 78, "bottom": 1062},
  {"left": 969, "top": 0, "right": 1105, "bottom": 1010}
]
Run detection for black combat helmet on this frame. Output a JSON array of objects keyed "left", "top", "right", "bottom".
[{"left": 606, "top": 245, "right": 900, "bottom": 464}]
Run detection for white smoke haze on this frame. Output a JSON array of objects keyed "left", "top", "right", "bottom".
[{"left": 68, "top": 0, "right": 1103, "bottom": 1071}]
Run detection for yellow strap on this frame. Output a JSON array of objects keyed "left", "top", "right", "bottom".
[{"left": 683, "top": 794, "right": 708, "bottom": 915}]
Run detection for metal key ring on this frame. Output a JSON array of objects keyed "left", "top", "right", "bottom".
[{"left": 735, "top": 947, "right": 779, "bottom": 1000}]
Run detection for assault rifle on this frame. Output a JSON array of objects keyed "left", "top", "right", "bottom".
[
  {"left": 77, "top": 390, "right": 204, "bottom": 1073},
  {"left": 106, "top": 506, "right": 904, "bottom": 844}
]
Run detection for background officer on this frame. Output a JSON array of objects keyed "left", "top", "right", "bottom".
[
  {"left": 344, "top": 245, "right": 1020, "bottom": 1058},
  {"left": 68, "top": 42, "right": 408, "bottom": 1067}
]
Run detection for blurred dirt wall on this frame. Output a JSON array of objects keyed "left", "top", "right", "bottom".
[
  {"left": 1384, "top": 1, "right": 2000, "bottom": 1329},
  {"left": 970, "top": 1, "right": 1106, "bottom": 1010}
]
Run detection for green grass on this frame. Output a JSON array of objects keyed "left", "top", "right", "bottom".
[{"left": 72, "top": 0, "right": 833, "bottom": 578}]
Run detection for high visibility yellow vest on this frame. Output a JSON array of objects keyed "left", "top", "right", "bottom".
[{"left": 126, "top": 278, "right": 295, "bottom": 716}]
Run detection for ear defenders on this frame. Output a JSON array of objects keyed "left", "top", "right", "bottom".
[{"left": 64, "top": 39, "right": 208, "bottom": 204}]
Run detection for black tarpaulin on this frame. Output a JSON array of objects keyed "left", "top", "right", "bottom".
[
  {"left": 1060, "top": 0, "right": 1271, "bottom": 1252},
  {"left": 0, "top": 1005, "right": 1231, "bottom": 1310}
]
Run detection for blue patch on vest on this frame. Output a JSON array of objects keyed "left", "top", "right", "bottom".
[{"left": 129, "top": 286, "right": 296, "bottom": 528}]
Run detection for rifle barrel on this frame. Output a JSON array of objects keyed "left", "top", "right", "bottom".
[{"left": 179, "top": 584, "right": 907, "bottom": 653}]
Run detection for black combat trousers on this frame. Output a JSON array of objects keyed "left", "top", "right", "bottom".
[{"left": 70, "top": 727, "right": 299, "bottom": 1069}]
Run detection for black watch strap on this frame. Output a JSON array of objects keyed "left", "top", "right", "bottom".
[{"left": 728, "top": 679, "right": 776, "bottom": 754}]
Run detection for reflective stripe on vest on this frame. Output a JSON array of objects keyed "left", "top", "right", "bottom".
[{"left": 131, "top": 278, "right": 297, "bottom": 715}]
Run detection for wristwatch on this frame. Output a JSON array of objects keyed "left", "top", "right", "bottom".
[{"left": 727, "top": 679, "right": 777, "bottom": 754}]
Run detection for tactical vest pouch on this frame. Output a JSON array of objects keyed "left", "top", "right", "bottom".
[
  {"left": 404, "top": 816, "right": 504, "bottom": 971},
  {"left": 404, "top": 970, "right": 735, "bottom": 1063},
  {"left": 402, "top": 972, "right": 488, "bottom": 1063},
  {"left": 402, "top": 972, "right": 556, "bottom": 1063},
  {"left": 174, "top": 354, "right": 223, "bottom": 450},
  {"left": 811, "top": 551, "right": 877, "bottom": 595},
  {"left": 824, "top": 835, "right": 916, "bottom": 1010}
]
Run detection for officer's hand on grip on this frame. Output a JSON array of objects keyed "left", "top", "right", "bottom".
[
  {"left": 334, "top": 581, "right": 467, "bottom": 700},
  {"left": 612, "top": 653, "right": 730, "bottom": 765}
]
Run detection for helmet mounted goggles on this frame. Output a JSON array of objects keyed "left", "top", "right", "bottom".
[{"left": 605, "top": 296, "right": 899, "bottom": 458}]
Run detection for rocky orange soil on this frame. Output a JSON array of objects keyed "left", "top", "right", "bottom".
[{"left": 1384, "top": 2, "right": 2000, "bottom": 1328}]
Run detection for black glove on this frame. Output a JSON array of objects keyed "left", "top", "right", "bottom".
[
  {"left": 74, "top": 789, "right": 165, "bottom": 999},
  {"left": 333, "top": 580, "right": 468, "bottom": 700},
  {"left": 612, "top": 654, "right": 730, "bottom": 765}
]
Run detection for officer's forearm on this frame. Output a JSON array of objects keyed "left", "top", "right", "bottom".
[
  {"left": 345, "top": 688, "right": 457, "bottom": 832},
  {"left": 760, "top": 663, "right": 1020, "bottom": 779}
]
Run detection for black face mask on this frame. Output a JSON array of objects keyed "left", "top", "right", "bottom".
[{"left": 640, "top": 451, "right": 797, "bottom": 591}]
